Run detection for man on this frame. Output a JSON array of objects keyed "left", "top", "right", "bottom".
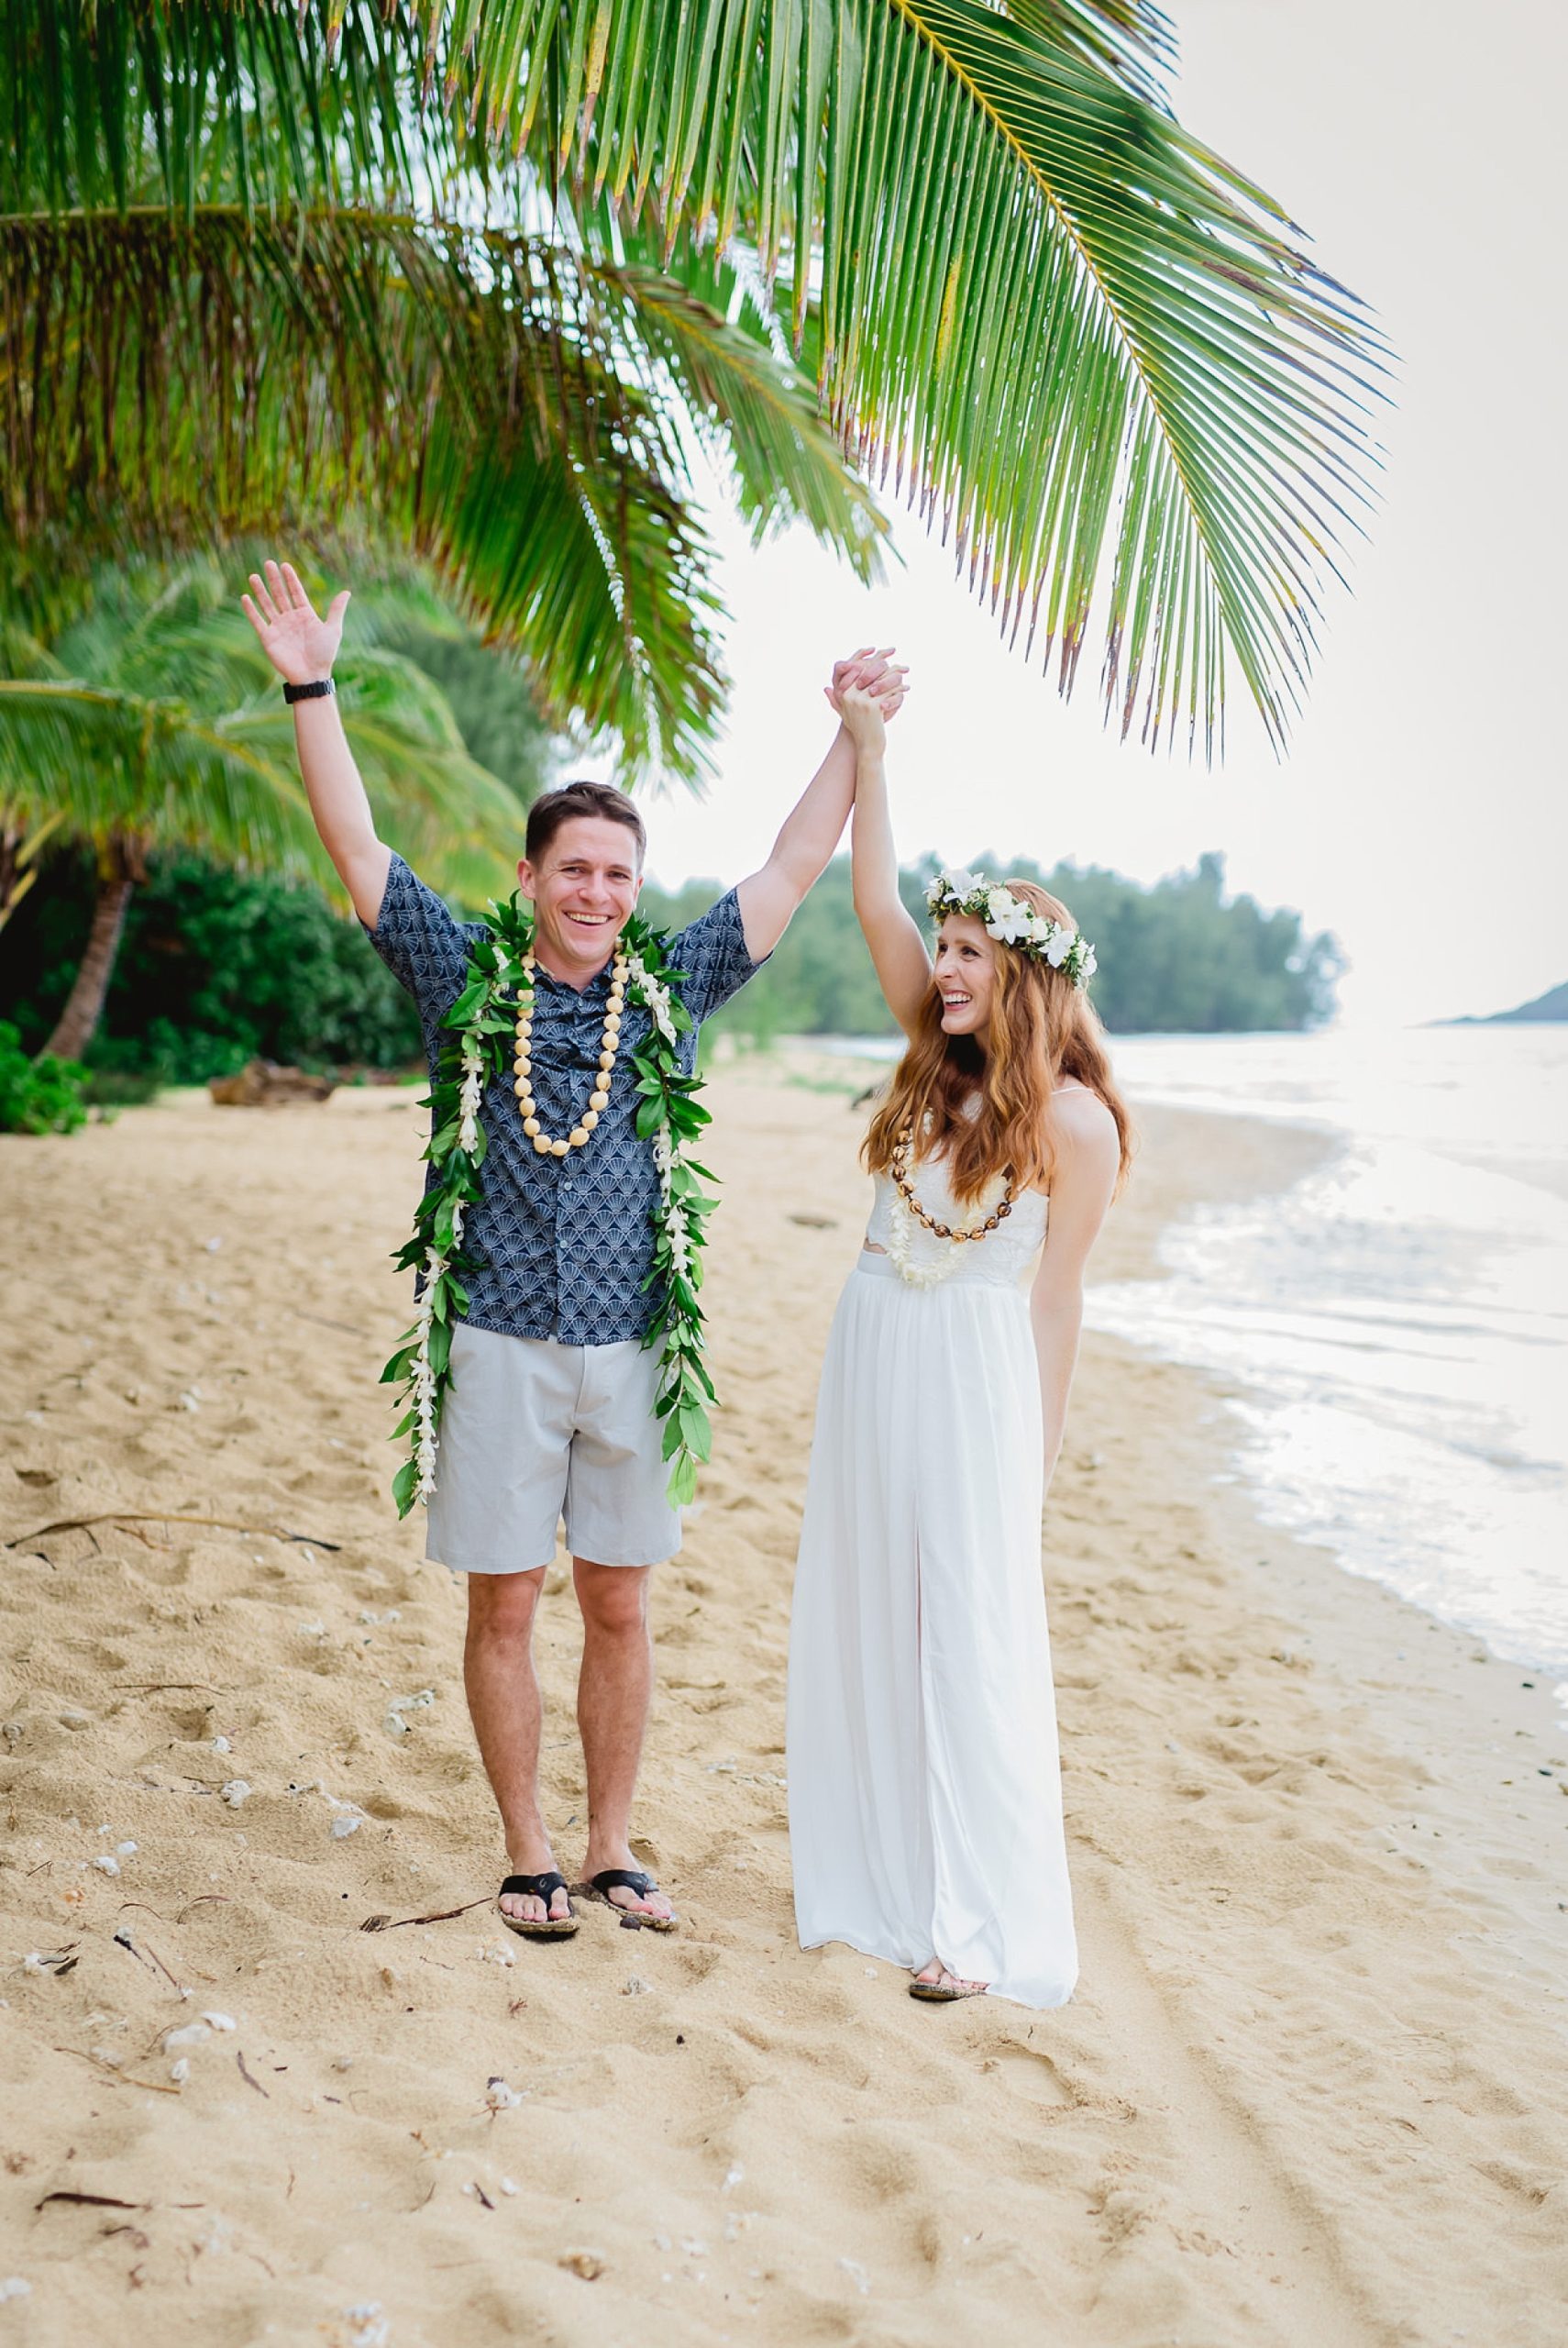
[{"left": 241, "top": 559, "right": 904, "bottom": 1935}]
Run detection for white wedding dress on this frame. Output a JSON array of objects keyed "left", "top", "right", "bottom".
[{"left": 787, "top": 1160, "right": 1078, "bottom": 2009}]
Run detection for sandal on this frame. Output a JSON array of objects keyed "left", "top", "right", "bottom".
[
  {"left": 574, "top": 1868, "right": 679, "bottom": 1932},
  {"left": 497, "top": 1870, "right": 578, "bottom": 1940},
  {"left": 910, "top": 1966, "right": 988, "bottom": 2003}
]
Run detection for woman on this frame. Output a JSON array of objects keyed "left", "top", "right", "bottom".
[{"left": 787, "top": 687, "right": 1131, "bottom": 2007}]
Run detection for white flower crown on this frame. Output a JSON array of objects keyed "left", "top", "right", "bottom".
[{"left": 925, "top": 868, "right": 1097, "bottom": 990}]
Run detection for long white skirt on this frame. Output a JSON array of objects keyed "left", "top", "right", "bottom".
[{"left": 786, "top": 1258, "right": 1078, "bottom": 2009}]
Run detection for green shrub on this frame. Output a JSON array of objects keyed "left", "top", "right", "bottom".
[
  {"left": 0, "top": 851, "right": 423, "bottom": 1074},
  {"left": 0, "top": 1021, "right": 87, "bottom": 1134}
]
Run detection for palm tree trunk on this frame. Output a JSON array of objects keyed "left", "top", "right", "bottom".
[{"left": 44, "top": 841, "right": 137, "bottom": 1061}]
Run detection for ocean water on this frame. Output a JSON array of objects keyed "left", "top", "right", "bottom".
[
  {"left": 1087, "top": 1028, "right": 1568, "bottom": 1684},
  {"left": 816, "top": 1025, "right": 1568, "bottom": 1681}
]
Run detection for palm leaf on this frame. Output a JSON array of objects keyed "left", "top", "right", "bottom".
[
  {"left": 0, "top": 209, "right": 743, "bottom": 778},
  {"left": 4, "top": 3, "right": 1385, "bottom": 754},
  {"left": 0, "top": 560, "right": 536, "bottom": 900},
  {"left": 429, "top": 0, "right": 1384, "bottom": 751}
]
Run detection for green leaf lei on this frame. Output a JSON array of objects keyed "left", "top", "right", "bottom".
[{"left": 380, "top": 893, "right": 718, "bottom": 1520}]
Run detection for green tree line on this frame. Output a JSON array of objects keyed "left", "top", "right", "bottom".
[
  {"left": 0, "top": 843, "right": 1339, "bottom": 1086},
  {"left": 643, "top": 853, "right": 1342, "bottom": 1037}
]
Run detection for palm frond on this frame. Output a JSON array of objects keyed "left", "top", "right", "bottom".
[
  {"left": 0, "top": 677, "right": 326, "bottom": 871},
  {"left": 4, "top": 3, "right": 1386, "bottom": 755},
  {"left": 0, "top": 209, "right": 744, "bottom": 778},
  {"left": 429, "top": 0, "right": 1385, "bottom": 752},
  {"left": 1001, "top": 2, "right": 1177, "bottom": 109},
  {"left": 0, "top": 657, "right": 530, "bottom": 903},
  {"left": 587, "top": 230, "right": 888, "bottom": 563}
]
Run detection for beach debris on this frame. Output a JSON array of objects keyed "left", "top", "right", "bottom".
[
  {"left": 298, "top": 1620, "right": 327, "bottom": 1638},
  {"left": 722, "top": 2165, "right": 745, "bottom": 2192},
  {"left": 4, "top": 1511, "right": 341, "bottom": 1554},
  {"left": 22, "top": 1947, "right": 78, "bottom": 1977},
  {"left": 92, "top": 1855, "right": 120, "bottom": 1877},
  {"left": 839, "top": 2257, "right": 871, "bottom": 2296},
  {"left": 236, "top": 2051, "right": 268, "bottom": 2098},
  {"left": 332, "top": 2305, "right": 390, "bottom": 2348},
  {"left": 383, "top": 1689, "right": 435, "bottom": 1737},
  {"left": 164, "top": 2021, "right": 210, "bottom": 2050},
  {"left": 499, "top": 2177, "right": 517, "bottom": 2197},
  {"left": 220, "top": 1780, "right": 251, "bottom": 1808},
  {"left": 681, "top": 2237, "right": 709, "bottom": 2257},
  {"left": 0, "top": 2280, "right": 31, "bottom": 2302},
  {"left": 36, "top": 2193, "right": 142, "bottom": 2213},
  {"left": 116, "top": 1841, "right": 137, "bottom": 1856},
  {"left": 330, "top": 1815, "right": 361, "bottom": 1840},
  {"left": 179, "top": 1390, "right": 202, "bottom": 1412},
  {"left": 360, "top": 1898, "right": 489, "bottom": 1934},
  {"left": 558, "top": 2251, "right": 606, "bottom": 2281},
  {"left": 202, "top": 2011, "right": 237, "bottom": 2032},
  {"left": 359, "top": 1609, "right": 401, "bottom": 1626},
  {"left": 212, "top": 1736, "right": 231, "bottom": 1754},
  {"left": 485, "top": 2077, "right": 523, "bottom": 2110},
  {"left": 209, "top": 1059, "right": 336, "bottom": 1107},
  {"left": 623, "top": 1977, "right": 652, "bottom": 1997},
  {"left": 169, "top": 2057, "right": 190, "bottom": 2085}
]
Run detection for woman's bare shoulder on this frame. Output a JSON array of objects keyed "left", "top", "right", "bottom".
[
  {"left": 1049, "top": 1085, "right": 1121, "bottom": 1184},
  {"left": 1053, "top": 1082, "right": 1118, "bottom": 1139}
]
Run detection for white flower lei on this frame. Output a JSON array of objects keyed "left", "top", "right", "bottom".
[{"left": 926, "top": 867, "right": 1097, "bottom": 986}]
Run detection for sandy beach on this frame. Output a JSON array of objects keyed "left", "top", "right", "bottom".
[{"left": 2, "top": 1058, "right": 1566, "bottom": 2348}]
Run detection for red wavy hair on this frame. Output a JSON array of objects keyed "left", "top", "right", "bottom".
[{"left": 864, "top": 881, "right": 1133, "bottom": 1205}]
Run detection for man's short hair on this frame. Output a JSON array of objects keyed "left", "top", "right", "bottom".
[{"left": 525, "top": 780, "right": 646, "bottom": 869}]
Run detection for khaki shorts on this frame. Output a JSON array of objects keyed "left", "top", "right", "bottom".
[{"left": 426, "top": 1322, "right": 682, "bottom": 1574}]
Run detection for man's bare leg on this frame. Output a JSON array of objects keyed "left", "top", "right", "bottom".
[
  {"left": 463, "top": 1568, "right": 571, "bottom": 1927},
  {"left": 573, "top": 1557, "right": 674, "bottom": 1922}
]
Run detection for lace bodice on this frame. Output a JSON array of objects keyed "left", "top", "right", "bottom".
[{"left": 864, "top": 1166, "right": 1048, "bottom": 1289}]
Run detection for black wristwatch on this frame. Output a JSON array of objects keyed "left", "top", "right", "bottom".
[{"left": 282, "top": 677, "right": 336, "bottom": 704}]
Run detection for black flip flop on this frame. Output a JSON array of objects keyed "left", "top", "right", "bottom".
[
  {"left": 497, "top": 1870, "right": 578, "bottom": 1940},
  {"left": 909, "top": 1970, "right": 987, "bottom": 2003},
  {"left": 574, "top": 1868, "right": 678, "bottom": 1932}
]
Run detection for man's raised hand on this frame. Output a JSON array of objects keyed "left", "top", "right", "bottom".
[{"left": 240, "top": 559, "right": 350, "bottom": 688}]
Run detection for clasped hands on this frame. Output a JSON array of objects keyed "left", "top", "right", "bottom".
[{"left": 826, "top": 646, "right": 908, "bottom": 758}]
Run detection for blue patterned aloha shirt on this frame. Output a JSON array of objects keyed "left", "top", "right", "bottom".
[{"left": 366, "top": 855, "right": 766, "bottom": 1345}]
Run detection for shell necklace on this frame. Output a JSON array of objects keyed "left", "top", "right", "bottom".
[
  {"left": 887, "top": 1124, "right": 1015, "bottom": 1290},
  {"left": 513, "top": 948, "right": 625, "bottom": 1157}
]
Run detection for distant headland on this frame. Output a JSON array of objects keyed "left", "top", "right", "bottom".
[{"left": 1447, "top": 980, "right": 1568, "bottom": 1025}]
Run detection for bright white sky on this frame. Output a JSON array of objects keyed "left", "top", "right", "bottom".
[{"left": 596, "top": 0, "right": 1565, "bottom": 1028}]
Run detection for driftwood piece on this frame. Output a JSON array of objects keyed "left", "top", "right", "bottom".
[
  {"left": 209, "top": 1058, "right": 337, "bottom": 1107},
  {"left": 6, "top": 1512, "right": 342, "bottom": 1553}
]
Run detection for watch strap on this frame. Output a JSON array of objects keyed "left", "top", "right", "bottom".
[{"left": 282, "top": 677, "right": 336, "bottom": 704}]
